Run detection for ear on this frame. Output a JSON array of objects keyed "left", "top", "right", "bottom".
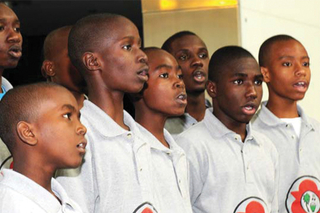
[
  {"left": 82, "top": 52, "right": 100, "bottom": 71},
  {"left": 260, "top": 66, "right": 270, "bottom": 83},
  {"left": 41, "top": 60, "right": 55, "bottom": 78},
  {"left": 206, "top": 80, "right": 217, "bottom": 98},
  {"left": 16, "top": 121, "right": 38, "bottom": 146}
]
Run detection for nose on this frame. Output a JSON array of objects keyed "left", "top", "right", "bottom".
[
  {"left": 246, "top": 83, "right": 257, "bottom": 99},
  {"left": 174, "top": 77, "right": 185, "bottom": 89},
  {"left": 191, "top": 55, "right": 203, "bottom": 68},
  {"left": 295, "top": 64, "right": 307, "bottom": 77},
  {"left": 77, "top": 122, "right": 87, "bottom": 136},
  {"left": 7, "top": 28, "right": 22, "bottom": 44},
  {"left": 138, "top": 49, "right": 148, "bottom": 64}
]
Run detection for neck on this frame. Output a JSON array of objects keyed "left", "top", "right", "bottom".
[
  {"left": 135, "top": 108, "right": 169, "bottom": 148},
  {"left": 185, "top": 92, "right": 206, "bottom": 121},
  {"left": 266, "top": 95, "right": 299, "bottom": 118},
  {"left": 13, "top": 155, "right": 56, "bottom": 199}
]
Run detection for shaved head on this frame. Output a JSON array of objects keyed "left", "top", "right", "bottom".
[
  {"left": 209, "top": 46, "right": 255, "bottom": 82},
  {"left": 68, "top": 13, "right": 125, "bottom": 73},
  {"left": 259, "top": 34, "right": 298, "bottom": 67},
  {"left": 0, "top": 82, "right": 68, "bottom": 153},
  {"left": 43, "top": 26, "right": 72, "bottom": 61}
]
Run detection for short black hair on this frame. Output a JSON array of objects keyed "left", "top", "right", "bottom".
[
  {"left": 161, "top": 31, "right": 196, "bottom": 53},
  {"left": 209, "top": 46, "right": 255, "bottom": 82},
  {"left": 68, "top": 13, "right": 123, "bottom": 74},
  {"left": 0, "top": 82, "right": 67, "bottom": 153},
  {"left": 259, "top": 34, "right": 297, "bottom": 67}
]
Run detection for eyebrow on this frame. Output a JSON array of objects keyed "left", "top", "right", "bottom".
[
  {"left": 121, "top": 36, "right": 141, "bottom": 45},
  {"left": 0, "top": 18, "right": 20, "bottom": 24},
  {"left": 279, "top": 55, "right": 310, "bottom": 60},
  {"left": 233, "top": 73, "right": 263, "bottom": 78},
  {"left": 61, "top": 104, "right": 76, "bottom": 112},
  {"left": 155, "top": 64, "right": 173, "bottom": 71}
]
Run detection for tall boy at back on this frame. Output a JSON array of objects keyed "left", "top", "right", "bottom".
[
  {"left": 162, "top": 31, "right": 210, "bottom": 136},
  {"left": 0, "top": 2, "right": 23, "bottom": 170},
  {"left": 56, "top": 14, "right": 160, "bottom": 213},
  {"left": 176, "top": 46, "right": 279, "bottom": 213},
  {"left": 133, "top": 47, "right": 192, "bottom": 212},
  {"left": 41, "top": 25, "right": 86, "bottom": 108},
  {"left": 0, "top": 82, "right": 86, "bottom": 212},
  {"left": 252, "top": 34, "right": 320, "bottom": 213}
]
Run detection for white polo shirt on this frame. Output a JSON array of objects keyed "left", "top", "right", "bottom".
[
  {"left": 137, "top": 123, "right": 192, "bottom": 213},
  {"left": 0, "top": 169, "right": 82, "bottom": 213},
  {"left": 56, "top": 100, "right": 158, "bottom": 213},
  {"left": 176, "top": 108, "right": 279, "bottom": 213},
  {"left": 252, "top": 102, "right": 320, "bottom": 213}
]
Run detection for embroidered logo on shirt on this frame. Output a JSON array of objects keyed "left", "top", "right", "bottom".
[
  {"left": 234, "top": 197, "right": 268, "bottom": 213},
  {"left": 133, "top": 202, "right": 158, "bottom": 213},
  {"left": 286, "top": 176, "right": 320, "bottom": 213}
]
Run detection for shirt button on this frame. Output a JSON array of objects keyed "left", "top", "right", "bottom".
[
  {"left": 127, "top": 133, "right": 132, "bottom": 138},
  {"left": 291, "top": 135, "right": 295, "bottom": 139},
  {"left": 299, "top": 148, "right": 302, "bottom": 152},
  {"left": 286, "top": 124, "right": 289, "bottom": 128},
  {"left": 140, "top": 167, "right": 143, "bottom": 171}
]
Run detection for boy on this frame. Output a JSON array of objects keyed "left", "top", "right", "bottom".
[
  {"left": 176, "top": 46, "right": 279, "bottom": 213},
  {"left": 0, "top": 2, "right": 23, "bottom": 170},
  {"left": 162, "top": 31, "right": 210, "bottom": 136},
  {"left": 41, "top": 25, "right": 86, "bottom": 108},
  {"left": 56, "top": 14, "right": 159, "bottom": 213},
  {"left": 252, "top": 35, "right": 320, "bottom": 213},
  {"left": 132, "top": 47, "right": 192, "bottom": 212},
  {"left": 0, "top": 82, "right": 86, "bottom": 212}
]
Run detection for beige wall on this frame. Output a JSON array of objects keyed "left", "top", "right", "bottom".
[
  {"left": 142, "top": 2, "right": 240, "bottom": 101},
  {"left": 143, "top": 7, "right": 240, "bottom": 55}
]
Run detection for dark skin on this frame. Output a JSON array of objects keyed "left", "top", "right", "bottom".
[
  {"left": 12, "top": 87, "right": 86, "bottom": 201},
  {"left": 82, "top": 17, "right": 148, "bottom": 130},
  {"left": 207, "top": 57, "right": 263, "bottom": 141},
  {"left": 169, "top": 35, "right": 209, "bottom": 122},
  {"left": 261, "top": 39, "right": 310, "bottom": 118},
  {"left": 135, "top": 49, "right": 186, "bottom": 147},
  {"left": 42, "top": 26, "right": 86, "bottom": 109},
  {"left": 0, "top": 3, "right": 22, "bottom": 92}
]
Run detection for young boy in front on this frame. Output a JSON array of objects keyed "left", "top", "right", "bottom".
[
  {"left": 132, "top": 47, "right": 192, "bottom": 212},
  {"left": 162, "top": 31, "right": 210, "bottom": 136},
  {"left": 176, "top": 46, "right": 279, "bottom": 213},
  {"left": 252, "top": 35, "right": 320, "bottom": 213},
  {"left": 0, "top": 2, "right": 23, "bottom": 170},
  {"left": 41, "top": 25, "right": 86, "bottom": 109},
  {"left": 56, "top": 14, "right": 159, "bottom": 213},
  {"left": 0, "top": 82, "right": 86, "bottom": 212}
]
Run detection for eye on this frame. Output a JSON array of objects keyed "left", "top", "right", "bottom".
[
  {"left": 63, "top": 113, "right": 72, "bottom": 120},
  {"left": 0, "top": 26, "right": 4, "bottom": 31},
  {"left": 233, "top": 79, "right": 243, "bottom": 85},
  {"left": 254, "top": 79, "right": 263, "bottom": 85},
  {"left": 199, "top": 53, "right": 208, "bottom": 59},
  {"left": 14, "top": 27, "right": 20, "bottom": 33},
  {"left": 282, "top": 62, "right": 292, "bottom": 67},
  {"left": 159, "top": 73, "right": 169, "bottom": 78},
  {"left": 122, "top": 44, "right": 132, "bottom": 51},
  {"left": 302, "top": 62, "right": 310, "bottom": 67},
  {"left": 179, "top": 54, "right": 188, "bottom": 61},
  {"left": 178, "top": 74, "right": 183, "bottom": 79}
]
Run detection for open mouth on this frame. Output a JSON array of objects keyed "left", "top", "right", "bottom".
[
  {"left": 193, "top": 70, "right": 206, "bottom": 83},
  {"left": 293, "top": 81, "right": 308, "bottom": 92},
  {"left": 137, "top": 67, "right": 149, "bottom": 82},
  {"left": 77, "top": 140, "right": 87, "bottom": 154},
  {"left": 242, "top": 104, "right": 257, "bottom": 115},
  {"left": 176, "top": 93, "right": 187, "bottom": 105},
  {"left": 8, "top": 46, "right": 22, "bottom": 59}
]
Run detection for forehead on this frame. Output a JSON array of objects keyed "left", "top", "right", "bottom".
[
  {"left": 0, "top": 4, "right": 18, "bottom": 20},
  {"left": 270, "top": 39, "right": 308, "bottom": 59},
  {"left": 146, "top": 50, "right": 178, "bottom": 70},
  {"left": 170, "top": 35, "right": 206, "bottom": 52},
  {"left": 224, "top": 57, "right": 260, "bottom": 76},
  {"left": 107, "top": 17, "right": 139, "bottom": 41},
  {"left": 40, "top": 87, "right": 77, "bottom": 111}
]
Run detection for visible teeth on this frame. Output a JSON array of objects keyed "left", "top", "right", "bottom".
[
  {"left": 297, "top": 82, "right": 305, "bottom": 86},
  {"left": 77, "top": 143, "right": 84, "bottom": 148},
  {"left": 245, "top": 106, "right": 253, "bottom": 110}
]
